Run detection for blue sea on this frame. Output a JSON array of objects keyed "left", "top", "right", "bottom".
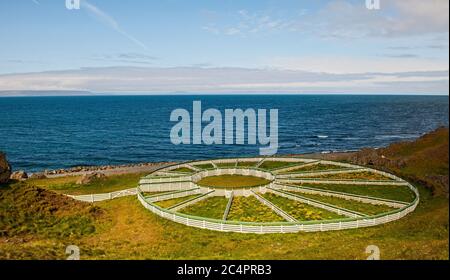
[{"left": 0, "top": 95, "right": 448, "bottom": 172}]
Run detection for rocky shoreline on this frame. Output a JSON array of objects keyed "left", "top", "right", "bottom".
[
  {"left": 6, "top": 161, "right": 175, "bottom": 180},
  {"left": 42, "top": 162, "right": 173, "bottom": 176}
]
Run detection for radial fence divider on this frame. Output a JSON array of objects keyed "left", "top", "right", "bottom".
[
  {"left": 275, "top": 167, "right": 357, "bottom": 177},
  {"left": 169, "top": 190, "right": 216, "bottom": 212},
  {"left": 268, "top": 187, "right": 367, "bottom": 218},
  {"left": 136, "top": 184, "right": 419, "bottom": 233},
  {"left": 146, "top": 188, "right": 203, "bottom": 203},
  {"left": 223, "top": 191, "right": 234, "bottom": 221},
  {"left": 276, "top": 168, "right": 367, "bottom": 178},
  {"left": 144, "top": 187, "right": 200, "bottom": 200},
  {"left": 251, "top": 191, "right": 298, "bottom": 222},
  {"left": 255, "top": 157, "right": 267, "bottom": 168},
  {"left": 272, "top": 183, "right": 411, "bottom": 208},
  {"left": 186, "top": 164, "right": 200, "bottom": 172},
  {"left": 277, "top": 178, "right": 409, "bottom": 186},
  {"left": 272, "top": 160, "right": 321, "bottom": 174}
]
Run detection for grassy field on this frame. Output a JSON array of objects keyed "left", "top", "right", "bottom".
[
  {"left": 215, "top": 162, "right": 237, "bottom": 168},
  {"left": 196, "top": 175, "right": 271, "bottom": 188},
  {"left": 236, "top": 162, "right": 258, "bottom": 167},
  {"left": 258, "top": 161, "right": 297, "bottom": 170},
  {"left": 279, "top": 163, "right": 344, "bottom": 174},
  {"left": 0, "top": 180, "right": 448, "bottom": 260},
  {"left": 337, "top": 128, "right": 449, "bottom": 196},
  {"left": 153, "top": 195, "right": 201, "bottom": 209},
  {"left": 193, "top": 163, "right": 214, "bottom": 169},
  {"left": 227, "top": 196, "right": 285, "bottom": 222},
  {"left": 27, "top": 173, "right": 145, "bottom": 195},
  {"left": 309, "top": 171, "right": 393, "bottom": 181},
  {"left": 290, "top": 192, "right": 396, "bottom": 215},
  {"left": 179, "top": 196, "right": 228, "bottom": 219},
  {"left": 0, "top": 128, "right": 448, "bottom": 259},
  {"left": 294, "top": 183, "right": 416, "bottom": 202},
  {"left": 261, "top": 193, "right": 345, "bottom": 220},
  {"left": 171, "top": 167, "right": 195, "bottom": 173},
  {"left": 143, "top": 191, "right": 172, "bottom": 197}
]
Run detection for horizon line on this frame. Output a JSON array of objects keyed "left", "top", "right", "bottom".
[{"left": 0, "top": 91, "right": 449, "bottom": 98}]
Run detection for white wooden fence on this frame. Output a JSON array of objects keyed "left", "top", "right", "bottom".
[{"left": 67, "top": 157, "right": 420, "bottom": 234}]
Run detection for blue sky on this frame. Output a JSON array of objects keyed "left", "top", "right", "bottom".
[{"left": 0, "top": 0, "right": 448, "bottom": 94}]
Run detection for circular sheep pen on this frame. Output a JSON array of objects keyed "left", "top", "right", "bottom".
[{"left": 135, "top": 157, "right": 419, "bottom": 234}]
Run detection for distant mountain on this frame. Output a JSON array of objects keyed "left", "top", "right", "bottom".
[{"left": 0, "top": 90, "right": 92, "bottom": 97}]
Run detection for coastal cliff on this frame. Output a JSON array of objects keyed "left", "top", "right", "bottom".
[
  {"left": 349, "top": 127, "right": 449, "bottom": 197},
  {"left": 0, "top": 152, "right": 11, "bottom": 184}
]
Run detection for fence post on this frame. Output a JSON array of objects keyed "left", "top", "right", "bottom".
[{"left": 91, "top": 194, "right": 94, "bottom": 203}]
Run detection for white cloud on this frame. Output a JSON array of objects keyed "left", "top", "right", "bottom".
[
  {"left": 267, "top": 55, "right": 449, "bottom": 74},
  {"left": 203, "top": 9, "right": 298, "bottom": 36},
  {"left": 312, "top": 0, "right": 449, "bottom": 38},
  {"left": 203, "top": 1, "right": 449, "bottom": 39},
  {"left": 0, "top": 67, "right": 447, "bottom": 95}
]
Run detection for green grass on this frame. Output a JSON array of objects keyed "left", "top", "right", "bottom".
[
  {"left": 258, "top": 161, "right": 297, "bottom": 170},
  {"left": 153, "top": 195, "right": 200, "bottom": 209},
  {"left": 193, "top": 163, "right": 214, "bottom": 169},
  {"left": 0, "top": 183, "right": 104, "bottom": 239},
  {"left": 143, "top": 191, "right": 172, "bottom": 197},
  {"left": 28, "top": 173, "right": 145, "bottom": 195},
  {"left": 279, "top": 163, "right": 345, "bottom": 174},
  {"left": 261, "top": 193, "right": 345, "bottom": 220},
  {"left": 0, "top": 183, "right": 447, "bottom": 260},
  {"left": 309, "top": 171, "right": 394, "bottom": 181},
  {"left": 171, "top": 167, "right": 195, "bottom": 173},
  {"left": 179, "top": 196, "right": 228, "bottom": 219},
  {"left": 227, "top": 196, "right": 285, "bottom": 222},
  {"left": 216, "top": 162, "right": 237, "bottom": 168},
  {"left": 289, "top": 192, "right": 396, "bottom": 215},
  {"left": 1, "top": 129, "right": 447, "bottom": 260},
  {"left": 196, "top": 175, "right": 271, "bottom": 188},
  {"left": 236, "top": 162, "right": 258, "bottom": 167},
  {"left": 294, "top": 183, "right": 416, "bottom": 203}
]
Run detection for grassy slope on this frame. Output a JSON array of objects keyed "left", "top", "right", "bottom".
[
  {"left": 1, "top": 185, "right": 446, "bottom": 260},
  {"left": 355, "top": 127, "right": 449, "bottom": 196},
  {"left": 27, "top": 173, "right": 145, "bottom": 195},
  {"left": 0, "top": 128, "right": 448, "bottom": 260}
]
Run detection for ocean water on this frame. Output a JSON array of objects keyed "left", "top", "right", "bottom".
[{"left": 0, "top": 95, "right": 448, "bottom": 172}]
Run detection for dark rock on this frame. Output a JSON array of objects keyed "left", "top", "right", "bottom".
[
  {"left": 0, "top": 152, "right": 12, "bottom": 184},
  {"left": 10, "top": 170, "right": 28, "bottom": 180},
  {"left": 76, "top": 172, "right": 107, "bottom": 185}
]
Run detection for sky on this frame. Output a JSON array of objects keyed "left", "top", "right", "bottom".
[{"left": 0, "top": 0, "right": 448, "bottom": 95}]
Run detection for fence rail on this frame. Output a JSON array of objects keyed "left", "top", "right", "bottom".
[
  {"left": 272, "top": 183, "right": 410, "bottom": 208},
  {"left": 136, "top": 187, "right": 419, "bottom": 234},
  {"left": 66, "top": 157, "right": 420, "bottom": 234}
]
